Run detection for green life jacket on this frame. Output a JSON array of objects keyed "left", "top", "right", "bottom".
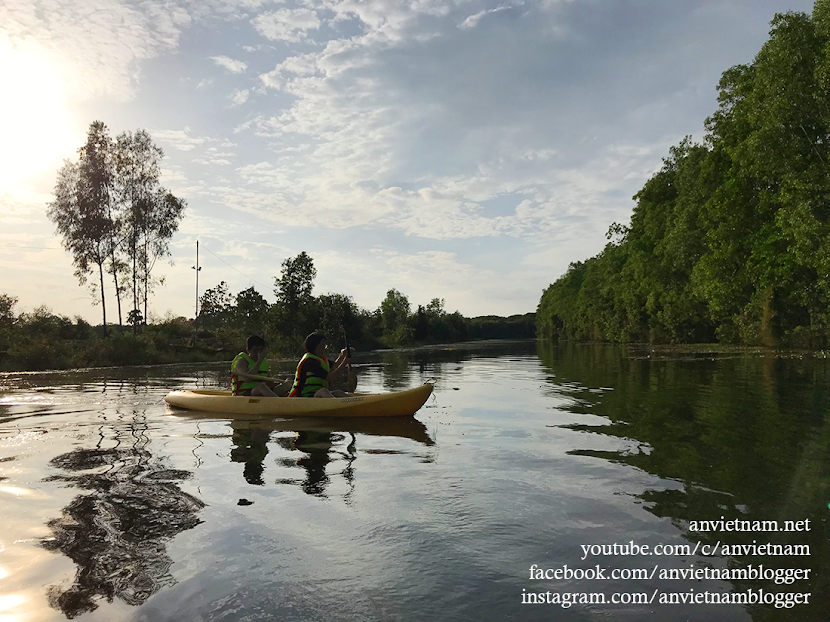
[
  {"left": 290, "top": 353, "right": 330, "bottom": 397},
  {"left": 231, "top": 352, "right": 269, "bottom": 395}
]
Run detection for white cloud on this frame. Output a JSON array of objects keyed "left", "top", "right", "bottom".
[
  {"left": 314, "top": 0, "right": 456, "bottom": 42},
  {"left": 253, "top": 8, "right": 321, "bottom": 42},
  {"left": 160, "top": 167, "right": 189, "bottom": 183},
  {"left": 459, "top": 5, "right": 513, "bottom": 30},
  {"left": 230, "top": 88, "right": 250, "bottom": 106},
  {"left": 152, "top": 127, "right": 211, "bottom": 152},
  {"left": 4, "top": 0, "right": 819, "bottom": 319},
  {"left": 309, "top": 246, "right": 539, "bottom": 317},
  {"left": 211, "top": 55, "right": 248, "bottom": 73},
  {"left": 0, "top": 0, "right": 191, "bottom": 102},
  {"left": 243, "top": 0, "right": 728, "bottom": 252},
  {"left": 0, "top": 188, "right": 54, "bottom": 224}
]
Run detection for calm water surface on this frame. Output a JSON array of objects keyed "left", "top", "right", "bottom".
[{"left": 1, "top": 341, "right": 827, "bottom": 621}]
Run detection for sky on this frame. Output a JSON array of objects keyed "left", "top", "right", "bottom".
[{"left": 0, "top": 0, "right": 819, "bottom": 323}]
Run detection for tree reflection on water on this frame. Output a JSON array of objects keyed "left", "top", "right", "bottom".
[
  {"left": 40, "top": 412, "right": 204, "bottom": 619},
  {"left": 537, "top": 341, "right": 830, "bottom": 622}
]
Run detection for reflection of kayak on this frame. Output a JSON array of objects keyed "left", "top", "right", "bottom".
[
  {"left": 231, "top": 416, "right": 434, "bottom": 445},
  {"left": 171, "top": 411, "right": 435, "bottom": 446},
  {"left": 164, "top": 383, "right": 433, "bottom": 417}
]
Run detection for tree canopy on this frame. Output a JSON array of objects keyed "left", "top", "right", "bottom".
[
  {"left": 47, "top": 122, "right": 117, "bottom": 334},
  {"left": 538, "top": 1, "right": 830, "bottom": 348},
  {"left": 48, "top": 122, "right": 186, "bottom": 335},
  {"left": 185, "top": 251, "right": 533, "bottom": 357}
]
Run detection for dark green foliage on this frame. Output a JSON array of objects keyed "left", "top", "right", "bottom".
[
  {"left": 0, "top": 308, "right": 226, "bottom": 371},
  {"left": 48, "top": 121, "right": 117, "bottom": 334},
  {"left": 272, "top": 252, "right": 318, "bottom": 343},
  {"left": 197, "top": 281, "right": 233, "bottom": 328},
  {"left": 410, "top": 298, "right": 468, "bottom": 343},
  {"left": 467, "top": 313, "right": 536, "bottom": 340},
  {"left": 235, "top": 286, "right": 269, "bottom": 335},
  {"left": 380, "top": 289, "right": 412, "bottom": 345},
  {"left": 538, "top": 1, "right": 830, "bottom": 347},
  {"left": 1, "top": 258, "right": 535, "bottom": 369},
  {"left": 313, "top": 293, "right": 361, "bottom": 348},
  {"left": 0, "top": 294, "right": 17, "bottom": 329}
]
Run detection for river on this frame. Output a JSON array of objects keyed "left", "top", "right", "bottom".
[{"left": 0, "top": 340, "right": 827, "bottom": 621}]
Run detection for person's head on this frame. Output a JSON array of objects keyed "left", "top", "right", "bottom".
[
  {"left": 246, "top": 334, "right": 267, "bottom": 355},
  {"left": 304, "top": 332, "right": 326, "bottom": 357}
]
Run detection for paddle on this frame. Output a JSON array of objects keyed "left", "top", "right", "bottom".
[
  {"left": 240, "top": 373, "right": 292, "bottom": 397},
  {"left": 344, "top": 329, "right": 357, "bottom": 393},
  {"left": 244, "top": 373, "right": 287, "bottom": 384}
]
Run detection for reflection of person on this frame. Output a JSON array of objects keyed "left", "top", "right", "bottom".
[
  {"left": 230, "top": 428, "right": 271, "bottom": 485},
  {"left": 295, "top": 431, "right": 335, "bottom": 495},
  {"left": 231, "top": 335, "right": 290, "bottom": 397},
  {"left": 289, "top": 332, "right": 354, "bottom": 398}
]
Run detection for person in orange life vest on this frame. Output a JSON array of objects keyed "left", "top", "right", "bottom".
[
  {"left": 231, "top": 335, "right": 287, "bottom": 397},
  {"left": 289, "top": 332, "right": 354, "bottom": 398}
]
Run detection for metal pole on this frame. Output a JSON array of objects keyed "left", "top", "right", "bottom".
[{"left": 192, "top": 239, "right": 201, "bottom": 318}]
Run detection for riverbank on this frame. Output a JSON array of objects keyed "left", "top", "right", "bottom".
[
  {"left": 549, "top": 340, "right": 830, "bottom": 359},
  {"left": 0, "top": 310, "right": 536, "bottom": 372}
]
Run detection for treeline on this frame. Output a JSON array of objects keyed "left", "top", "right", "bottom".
[
  {"left": 0, "top": 252, "right": 534, "bottom": 371},
  {"left": 0, "top": 294, "right": 209, "bottom": 370},
  {"left": 194, "top": 251, "right": 535, "bottom": 355},
  {"left": 538, "top": 1, "right": 830, "bottom": 348}
]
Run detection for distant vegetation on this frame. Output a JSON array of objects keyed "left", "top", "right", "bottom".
[
  {"left": 195, "top": 251, "right": 534, "bottom": 355},
  {"left": 7, "top": 121, "right": 534, "bottom": 372},
  {"left": 538, "top": 1, "right": 830, "bottom": 348},
  {"left": 0, "top": 253, "right": 534, "bottom": 371}
]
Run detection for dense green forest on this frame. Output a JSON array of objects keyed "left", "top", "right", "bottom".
[
  {"left": 0, "top": 251, "right": 534, "bottom": 371},
  {"left": 538, "top": 1, "right": 830, "bottom": 348}
]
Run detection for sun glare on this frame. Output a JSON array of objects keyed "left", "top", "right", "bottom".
[{"left": 0, "top": 38, "right": 79, "bottom": 191}]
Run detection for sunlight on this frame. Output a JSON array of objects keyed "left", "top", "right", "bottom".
[
  {"left": 0, "top": 594, "right": 25, "bottom": 613},
  {"left": 0, "top": 486, "right": 28, "bottom": 496},
  {"left": 0, "top": 38, "right": 79, "bottom": 191},
  {"left": 0, "top": 483, "right": 50, "bottom": 499},
  {"left": 0, "top": 485, "right": 43, "bottom": 498}
]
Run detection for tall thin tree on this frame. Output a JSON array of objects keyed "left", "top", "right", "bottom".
[
  {"left": 47, "top": 121, "right": 118, "bottom": 335},
  {"left": 114, "top": 129, "right": 186, "bottom": 331}
]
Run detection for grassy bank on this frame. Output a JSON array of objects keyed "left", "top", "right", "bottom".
[{"left": 0, "top": 307, "right": 536, "bottom": 372}]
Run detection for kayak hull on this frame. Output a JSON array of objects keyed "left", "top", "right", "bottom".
[{"left": 164, "top": 383, "right": 434, "bottom": 418}]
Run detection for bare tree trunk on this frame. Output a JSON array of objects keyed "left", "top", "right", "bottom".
[
  {"left": 132, "top": 238, "right": 138, "bottom": 336},
  {"left": 143, "top": 236, "right": 148, "bottom": 324},
  {"left": 110, "top": 248, "right": 123, "bottom": 326},
  {"left": 98, "top": 263, "right": 108, "bottom": 337},
  {"left": 114, "top": 270, "right": 123, "bottom": 325}
]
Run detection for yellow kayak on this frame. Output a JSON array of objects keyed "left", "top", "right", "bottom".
[{"left": 164, "top": 382, "right": 434, "bottom": 418}]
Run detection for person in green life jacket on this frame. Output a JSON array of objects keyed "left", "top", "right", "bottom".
[
  {"left": 289, "top": 332, "right": 354, "bottom": 398},
  {"left": 232, "top": 335, "right": 291, "bottom": 397}
]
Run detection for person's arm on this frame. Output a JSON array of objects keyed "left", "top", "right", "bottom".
[
  {"left": 326, "top": 348, "right": 353, "bottom": 380},
  {"left": 234, "top": 356, "right": 269, "bottom": 381}
]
